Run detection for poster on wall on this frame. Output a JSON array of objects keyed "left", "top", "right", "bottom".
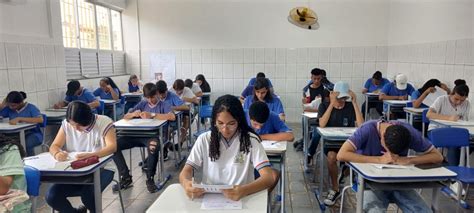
[{"left": 149, "top": 54, "right": 176, "bottom": 86}]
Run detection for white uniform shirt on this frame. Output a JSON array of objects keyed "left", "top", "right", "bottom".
[
  {"left": 169, "top": 87, "right": 196, "bottom": 104},
  {"left": 61, "top": 115, "right": 114, "bottom": 152},
  {"left": 186, "top": 131, "right": 271, "bottom": 185},
  {"left": 191, "top": 83, "right": 202, "bottom": 95},
  {"left": 428, "top": 95, "right": 471, "bottom": 131}
]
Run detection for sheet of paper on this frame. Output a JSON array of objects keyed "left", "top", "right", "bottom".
[
  {"left": 201, "top": 193, "right": 242, "bottom": 210},
  {"left": 422, "top": 86, "right": 446, "bottom": 107},
  {"left": 24, "top": 154, "right": 71, "bottom": 170},
  {"left": 371, "top": 163, "right": 410, "bottom": 169},
  {"left": 192, "top": 183, "right": 233, "bottom": 193},
  {"left": 261, "top": 140, "right": 285, "bottom": 149}
]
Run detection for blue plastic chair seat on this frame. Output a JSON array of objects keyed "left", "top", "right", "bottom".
[
  {"left": 199, "top": 105, "right": 212, "bottom": 119},
  {"left": 447, "top": 166, "right": 474, "bottom": 183}
]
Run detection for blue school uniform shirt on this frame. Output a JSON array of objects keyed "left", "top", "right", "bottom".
[
  {"left": 248, "top": 78, "right": 273, "bottom": 87},
  {"left": 162, "top": 91, "right": 185, "bottom": 107},
  {"left": 65, "top": 88, "right": 96, "bottom": 104},
  {"left": 0, "top": 103, "right": 43, "bottom": 142},
  {"left": 243, "top": 95, "right": 285, "bottom": 115},
  {"left": 364, "top": 78, "right": 390, "bottom": 93},
  {"left": 246, "top": 111, "right": 291, "bottom": 135},
  {"left": 130, "top": 99, "right": 172, "bottom": 114},
  {"left": 410, "top": 90, "right": 428, "bottom": 108},
  {"left": 241, "top": 85, "right": 253, "bottom": 99},
  {"left": 128, "top": 83, "right": 140, "bottom": 93},
  {"left": 93, "top": 88, "right": 120, "bottom": 100},
  {"left": 347, "top": 120, "right": 433, "bottom": 157},
  {"left": 380, "top": 82, "right": 416, "bottom": 97}
]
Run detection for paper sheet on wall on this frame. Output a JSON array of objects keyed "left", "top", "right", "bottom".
[
  {"left": 149, "top": 54, "right": 176, "bottom": 87},
  {"left": 422, "top": 86, "right": 446, "bottom": 107},
  {"left": 201, "top": 193, "right": 242, "bottom": 210}
]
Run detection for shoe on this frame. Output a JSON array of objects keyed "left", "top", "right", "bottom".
[
  {"left": 163, "top": 149, "right": 169, "bottom": 161},
  {"left": 306, "top": 155, "right": 313, "bottom": 165},
  {"left": 323, "top": 189, "right": 341, "bottom": 206},
  {"left": 449, "top": 182, "right": 466, "bottom": 196},
  {"left": 112, "top": 175, "right": 133, "bottom": 192},
  {"left": 295, "top": 143, "right": 304, "bottom": 152},
  {"left": 74, "top": 205, "right": 87, "bottom": 213},
  {"left": 293, "top": 139, "right": 302, "bottom": 148},
  {"left": 146, "top": 178, "right": 159, "bottom": 193}
]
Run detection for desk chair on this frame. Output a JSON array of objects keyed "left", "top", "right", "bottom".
[
  {"left": 429, "top": 127, "right": 472, "bottom": 209},
  {"left": 24, "top": 165, "right": 41, "bottom": 213},
  {"left": 422, "top": 109, "right": 430, "bottom": 138},
  {"left": 98, "top": 100, "right": 105, "bottom": 115},
  {"left": 39, "top": 114, "right": 49, "bottom": 153},
  {"left": 193, "top": 104, "right": 212, "bottom": 140}
]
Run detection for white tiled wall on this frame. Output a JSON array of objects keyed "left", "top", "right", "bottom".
[
  {"left": 386, "top": 38, "right": 474, "bottom": 119},
  {"left": 143, "top": 46, "right": 390, "bottom": 123}
]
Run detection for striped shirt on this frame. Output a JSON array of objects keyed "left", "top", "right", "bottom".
[{"left": 61, "top": 115, "right": 114, "bottom": 152}]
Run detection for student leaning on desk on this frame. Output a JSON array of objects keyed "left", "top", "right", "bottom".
[
  {"left": 337, "top": 120, "right": 443, "bottom": 212},
  {"left": 46, "top": 101, "right": 117, "bottom": 213},
  {"left": 179, "top": 95, "right": 276, "bottom": 201}
]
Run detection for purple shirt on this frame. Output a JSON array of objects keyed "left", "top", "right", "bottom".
[
  {"left": 347, "top": 120, "right": 433, "bottom": 156},
  {"left": 130, "top": 100, "right": 172, "bottom": 114}
]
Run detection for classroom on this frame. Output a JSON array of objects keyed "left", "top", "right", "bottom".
[{"left": 0, "top": 0, "right": 473, "bottom": 212}]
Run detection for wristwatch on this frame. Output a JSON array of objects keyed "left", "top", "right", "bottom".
[{"left": 151, "top": 113, "right": 156, "bottom": 118}]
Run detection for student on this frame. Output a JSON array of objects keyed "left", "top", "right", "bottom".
[
  {"left": 243, "top": 78, "right": 285, "bottom": 121},
  {"left": 302, "top": 69, "right": 334, "bottom": 95},
  {"left": 112, "top": 83, "right": 175, "bottom": 193},
  {"left": 169, "top": 79, "right": 199, "bottom": 144},
  {"left": 179, "top": 95, "right": 275, "bottom": 201},
  {"left": 241, "top": 77, "right": 273, "bottom": 103},
  {"left": 93, "top": 77, "right": 122, "bottom": 118},
  {"left": 426, "top": 84, "right": 470, "bottom": 166},
  {"left": 411, "top": 79, "right": 449, "bottom": 108},
  {"left": 185, "top": 79, "right": 203, "bottom": 97},
  {"left": 54, "top": 80, "right": 99, "bottom": 111},
  {"left": 247, "top": 72, "right": 274, "bottom": 88},
  {"left": 46, "top": 101, "right": 117, "bottom": 212},
  {"left": 455, "top": 79, "right": 466, "bottom": 87},
  {"left": 361, "top": 71, "right": 390, "bottom": 118},
  {"left": 194, "top": 74, "right": 211, "bottom": 105},
  {"left": 308, "top": 81, "right": 363, "bottom": 206},
  {"left": 128, "top": 74, "right": 142, "bottom": 93},
  {"left": 337, "top": 120, "right": 443, "bottom": 212},
  {"left": 156, "top": 80, "right": 190, "bottom": 151},
  {"left": 0, "top": 91, "right": 44, "bottom": 156},
  {"left": 379, "top": 73, "right": 416, "bottom": 119},
  {"left": 247, "top": 101, "right": 294, "bottom": 142},
  {"left": 0, "top": 135, "right": 31, "bottom": 212}
]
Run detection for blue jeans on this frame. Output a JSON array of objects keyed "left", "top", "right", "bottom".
[
  {"left": 363, "top": 190, "right": 431, "bottom": 213},
  {"left": 25, "top": 133, "right": 42, "bottom": 156},
  {"left": 45, "top": 169, "right": 114, "bottom": 213},
  {"left": 308, "top": 127, "right": 321, "bottom": 157}
]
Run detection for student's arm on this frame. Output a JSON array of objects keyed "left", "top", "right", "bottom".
[
  {"left": 0, "top": 176, "right": 13, "bottom": 195},
  {"left": 222, "top": 166, "right": 274, "bottom": 201},
  {"left": 53, "top": 101, "right": 67, "bottom": 109},
  {"left": 9, "top": 116, "right": 43, "bottom": 125},
  {"left": 426, "top": 108, "right": 459, "bottom": 121},
  {"left": 124, "top": 110, "right": 141, "bottom": 119},
  {"left": 88, "top": 99, "right": 100, "bottom": 109},
  {"left": 337, "top": 141, "right": 395, "bottom": 164},
  {"left": 154, "top": 112, "right": 176, "bottom": 121},
  {"left": 172, "top": 104, "right": 190, "bottom": 111},
  {"left": 109, "top": 86, "right": 119, "bottom": 100},
  {"left": 349, "top": 90, "right": 364, "bottom": 127},
  {"left": 440, "top": 83, "right": 450, "bottom": 94},
  {"left": 195, "top": 91, "right": 203, "bottom": 97},
  {"left": 260, "top": 132, "right": 294, "bottom": 142},
  {"left": 76, "top": 126, "right": 117, "bottom": 160},
  {"left": 362, "top": 88, "right": 368, "bottom": 94},
  {"left": 394, "top": 147, "right": 443, "bottom": 165},
  {"left": 49, "top": 126, "right": 69, "bottom": 161},
  {"left": 412, "top": 88, "right": 434, "bottom": 108},
  {"left": 303, "top": 107, "right": 318, "bottom": 112},
  {"left": 318, "top": 92, "right": 337, "bottom": 128},
  {"left": 379, "top": 93, "right": 407, "bottom": 101},
  {"left": 179, "top": 164, "right": 205, "bottom": 199}
]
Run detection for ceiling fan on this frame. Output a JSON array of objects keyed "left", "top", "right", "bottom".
[{"left": 288, "top": 7, "right": 319, "bottom": 30}]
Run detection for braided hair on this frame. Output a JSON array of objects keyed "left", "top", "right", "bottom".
[
  {"left": 209, "top": 95, "right": 259, "bottom": 161},
  {"left": 0, "top": 135, "right": 26, "bottom": 158}
]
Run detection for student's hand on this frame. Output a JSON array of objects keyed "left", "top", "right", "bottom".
[
  {"left": 131, "top": 110, "right": 141, "bottom": 118},
  {"left": 379, "top": 152, "right": 395, "bottom": 164},
  {"left": 140, "top": 112, "right": 152, "bottom": 119},
  {"left": 398, "top": 95, "right": 408, "bottom": 100},
  {"left": 182, "top": 179, "right": 204, "bottom": 200},
  {"left": 329, "top": 91, "right": 339, "bottom": 104},
  {"left": 55, "top": 151, "right": 69, "bottom": 162},
  {"left": 301, "top": 97, "right": 307, "bottom": 104},
  {"left": 106, "top": 85, "right": 113, "bottom": 92},
  {"left": 9, "top": 118, "right": 20, "bottom": 125},
  {"left": 349, "top": 90, "right": 357, "bottom": 102},
  {"left": 394, "top": 156, "right": 411, "bottom": 165},
  {"left": 53, "top": 103, "right": 61, "bottom": 109},
  {"left": 75, "top": 152, "right": 96, "bottom": 160},
  {"left": 440, "top": 83, "right": 449, "bottom": 91},
  {"left": 448, "top": 115, "right": 460, "bottom": 121},
  {"left": 222, "top": 185, "right": 244, "bottom": 201}
]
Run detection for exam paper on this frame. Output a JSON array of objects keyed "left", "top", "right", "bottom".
[
  {"left": 201, "top": 193, "right": 242, "bottom": 210},
  {"left": 371, "top": 164, "right": 410, "bottom": 169},
  {"left": 422, "top": 86, "right": 446, "bottom": 107},
  {"left": 192, "top": 183, "right": 233, "bottom": 193}
]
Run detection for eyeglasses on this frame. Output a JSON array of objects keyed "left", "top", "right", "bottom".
[{"left": 215, "top": 122, "right": 238, "bottom": 130}]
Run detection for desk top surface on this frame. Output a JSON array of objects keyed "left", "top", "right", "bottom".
[
  {"left": 317, "top": 127, "right": 356, "bottom": 138},
  {"left": 0, "top": 122, "right": 36, "bottom": 131},
  {"left": 123, "top": 92, "right": 143, "bottom": 97},
  {"left": 46, "top": 107, "right": 67, "bottom": 112},
  {"left": 43, "top": 111, "right": 67, "bottom": 118},
  {"left": 101, "top": 99, "right": 118, "bottom": 104},
  {"left": 146, "top": 184, "right": 267, "bottom": 213},
  {"left": 302, "top": 112, "right": 318, "bottom": 118},
  {"left": 24, "top": 153, "right": 112, "bottom": 176},
  {"left": 262, "top": 141, "right": 287, "bottom": 154},
  {"left": 383, "top": 100, "right": 411, "bottom": 105},
  {"left": 430, "top": 119, "right": 474, "bottom": 127},
  {"left": 403, "top": 107, "right": 426, "bottom": 114},
  {"left": 365, "top": 92, "right": 380, "bottom": 96},
  {"left": 114, "top": 119, "right": 167, "bottom": 128},
  {"left": 349, "top": 162, "right": 457, "bottom": 182}
]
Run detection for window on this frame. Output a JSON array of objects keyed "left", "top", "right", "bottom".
[{"left": 60, "top": 0, "right": 125, "bottom": 79}]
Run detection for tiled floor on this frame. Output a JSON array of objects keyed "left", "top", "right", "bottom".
[{"left": 35, "top": 123, "right": 474, "bottom": 213}]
